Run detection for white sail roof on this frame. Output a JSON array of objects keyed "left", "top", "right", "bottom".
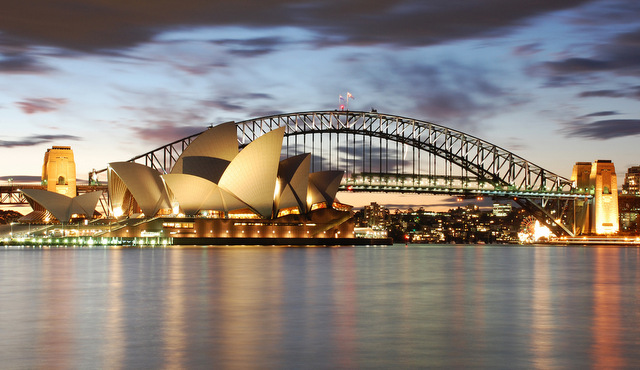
[
  {"left": 21, "top": 189, "right": 102, "bottom": 223},
  {"left": 171, "top": 121, "right": 238, "bottom": 175},
  {"left": 108, "top": 162, "right": 171, "bottom": 217},
  {"left": 218, "top": 127, "right": 285, "bottom": 218},
  {"left": 276, "top": 153, "right": 310, "bottom": 213},
  {"left": 307, "top": 171, "right": 344, "bottom": 209},
  {"left": 162, "top": 174, "right": 247, "bottom": 215}
]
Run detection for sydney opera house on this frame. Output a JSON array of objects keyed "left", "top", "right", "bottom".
[{"left": 20, "top": 123, "right": 355, "bottom": 243}]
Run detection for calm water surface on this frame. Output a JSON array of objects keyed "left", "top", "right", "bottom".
[{"left": 1, "top": 244, "right": 639, "bottom": 369}]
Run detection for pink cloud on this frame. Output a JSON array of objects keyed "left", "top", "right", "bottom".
[{"left": 15, "top": 98, "right": 67, "bottom": 114}]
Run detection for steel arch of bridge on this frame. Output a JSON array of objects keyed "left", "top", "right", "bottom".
[
  {"left": 236, "top": 111, "right": 575, "bottom": 197},
  {"left": 116, "top": 110, "right": 583, "bottom": 235},
  {"left": 129, "top": 110, "right": 574, "bottom": 194}
]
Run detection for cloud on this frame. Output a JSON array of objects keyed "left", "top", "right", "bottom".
[
  {"left": 580, "top": 111, "right": 619, "bottom": 118},
  {"left": 118, "top": 95, "right": 213, "bottom": 143},
  {"left": 0, "top": 134, "right": 81, "bottom": 148},
  {"left": 130, "top": 121, "right": 205, "bottom": 144},
  {"left": 0, "top": 52, "right": 53, "bottom": 74},
  {"left": 200, "top": 93, "right": 275, "bottom": 113},
  {"left": 540, "top": 27, "right": 640, "bottom": 83},
  {"left": 201, "top": 99, "right": 244, "bottom": 112},
  {"left": 15, "top": 98, "right": 68, "bottom": 114},
  {"left": 368, "top": 60, "right": 522, "bottom": 130},
  {"left": 544, "top": 57, "right": 613, "bottom": 74},
  {"left": 513, "top": 43, "right": 542, "bottom": 56},
  {"left": 578, "top": 86, "right": 640, "bottom": 100},
  {"left": 213, "top": 37, "right": 286, "bottom": 57},
  {"left": 0, "top": 0, "right": 593, "bottom": 52},
  {"left": 563, "top": 119, "right": 640, "bottom": 140}
]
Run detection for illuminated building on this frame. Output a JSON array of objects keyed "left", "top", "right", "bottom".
[
  {"left": 571, "top": 162, "right": 592, "bottom": 190},
  {"left": 571, "top": 160, "right": 619, "bottom": 235},
  {"left": 492, "top": 203, "right": 512, "bottom": 217},
  {"left": 21, "top": 189, "right": 102, "bottom": 223},
  {"left": 42, "top": 146, "right": 76, "bottom": 197},
  {"left": 570, "top": 162, "right": 593, "bottom": 235},
  {"left": 18, "top": 146, "right": 103, "bottom": 224},
  {"left": 105, "top": 123, "right": 354, "bottom": 240},
  {"left": 622, "top": 166, "right": 640, "bottom": 194},
  {"left": 590, "top": 160, "right": 619, "bottom": 235}
]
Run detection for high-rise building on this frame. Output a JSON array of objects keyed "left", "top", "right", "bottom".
[
  {"left": 362, "top": 202, "right": 391, "bottom": 228},
  {"left": 42, "top": 146, "right": 76, "bottom": 197},
  {"left": 622, "top": 166, "right": 640, "bottom": 194}
]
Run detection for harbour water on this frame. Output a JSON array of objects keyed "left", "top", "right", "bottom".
[{"left": 1, "top": 244, "right": 639, "bottom": 369}]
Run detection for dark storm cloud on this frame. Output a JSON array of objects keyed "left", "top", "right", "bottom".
[
  {"left": 213, "top": 37, "right": 285, "bottom": 57},
  {"left": 580, "top": 111, "right": 619, "bottom": 118},
  {"left": 15, "top": 98, "right": 68, "bottom": 114},
  {"left": 541, "top": 27, "right": 640, "bottom": 82},
  {"left": 375, "top": 61, "right": 520, "bottom": 129},
  {"left": 0, "top": 0, "right": 592, "bottom": 52},
  {"left": 564, "top": 119, "right": 640, "bottom": 140},
  {"left": 0, "top": 134, "right": 81, "bottom": 148},
  {"left": 0, "top": 52, "right": 52, "bottom": 73},
  {"left": 201, "top": 93, "right": 276, "bottom": 113},
  {"left": 248, "top": 108, "right": 284, "bottom": 118},
  {"left": 544, "top": 58, "right": 613, "bottom": 73},
  {"left": 578, "top": 86, "right": 640, "bottom": 99},
  {"left": 201, "top": 99, "right": 244, "bottom": 112}
]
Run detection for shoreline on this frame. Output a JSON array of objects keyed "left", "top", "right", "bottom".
[{"left": 0, "top": 235, "right": 393, "bottom": 247}]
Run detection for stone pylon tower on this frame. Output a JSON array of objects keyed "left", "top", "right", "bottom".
[
  {"left": 571, "top": 160, "right": 619, "bottom": 235},
  {"left": 570, "top": 162, "right": 592, "bottom": 235},
  {"left": 42, "top": 146, "right": 76, "bottom": 197},
  {"left": 590, "top": 160, "right": 619, "bottom": 235}
]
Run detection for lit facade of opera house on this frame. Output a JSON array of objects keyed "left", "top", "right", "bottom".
[{"left": 22, "top": 123, "right": 354, "bottom": 241}]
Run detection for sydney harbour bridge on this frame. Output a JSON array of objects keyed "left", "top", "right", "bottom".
[{"left": 2, "top": 110, "right": 590, "bottom": 236}]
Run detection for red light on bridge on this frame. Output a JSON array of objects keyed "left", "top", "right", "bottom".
[{"left": 347, "top": 185, "right": 353, "bottom": 191}]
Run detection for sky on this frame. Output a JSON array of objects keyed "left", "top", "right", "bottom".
[{"left": 1, "top": 0, "right": 640, "bottom": 210}]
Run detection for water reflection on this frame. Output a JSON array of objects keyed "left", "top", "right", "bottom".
[
  {"left": 592, "top": 248, "right": 624, "bottom": 368},
  {"left": 0, "top": 245, "right": 639, "bottom": 368},
  {"left": 104, "top": 249, "right": 124, "bottom": 369},
  {"left": 531, "top": 247, "right": 554, "bottom": 369}
]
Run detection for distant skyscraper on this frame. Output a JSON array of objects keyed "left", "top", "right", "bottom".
[
  {"left": 42, "top": 146, "right": 76, "bottom": 197},
  {"left": 622, "top": 166, "right": 640, "bottom": 194}
]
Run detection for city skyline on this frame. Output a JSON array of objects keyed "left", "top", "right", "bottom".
[{"left": 1, "top": 0, "right": 640, "bottom": 210}]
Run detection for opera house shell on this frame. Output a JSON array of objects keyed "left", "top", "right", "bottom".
[
  {"left": 20, "top": 189, "right": 102, "bottom": 224},
  {"left": 105, "top": 123, "right": 354, "bottom": 240}
]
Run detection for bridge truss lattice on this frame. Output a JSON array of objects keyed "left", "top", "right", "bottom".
[{"left": 117, "top": 110, "right": 584, "bottom": 236}]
